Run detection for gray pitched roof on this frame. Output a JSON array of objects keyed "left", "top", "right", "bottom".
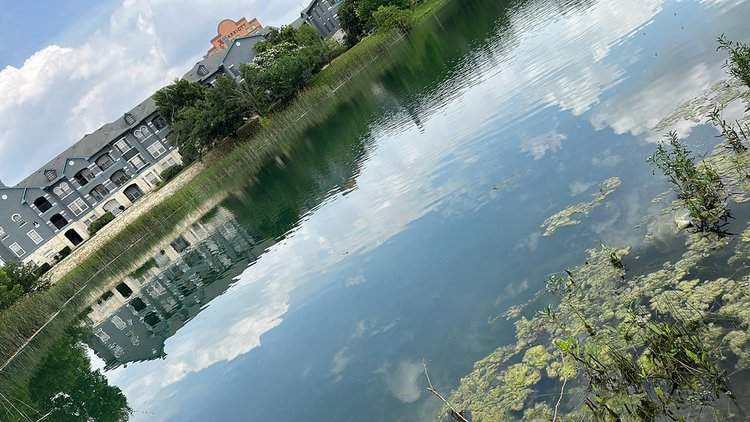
[
  {"left": 303, "top": 0, "right": 320, "bottom": 15},
  {"left": 182, "top": 28, "right": 272, "bottom": 83},
  {"left": 15, "top": 97, "right": 157, "bottom": 188},
  {"left": 182, "top": 50, "right": 228, "bottom": 83}
]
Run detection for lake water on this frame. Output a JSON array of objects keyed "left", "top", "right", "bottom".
[{"left": 80, "top": 0, "right": 750, "bottom": 420}]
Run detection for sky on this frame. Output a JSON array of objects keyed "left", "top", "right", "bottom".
[{"left": 0, "top": 0, "right": 310, "bottom": 186}]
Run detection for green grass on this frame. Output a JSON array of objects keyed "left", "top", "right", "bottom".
[{"left": 0, "top": 0, "right": 453, "bottom": 412}]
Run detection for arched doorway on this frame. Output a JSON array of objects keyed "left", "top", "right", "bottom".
[
  {"left": 50, "top": 213, "right": 68, "bottom": 230},
  {"left": 64, "top": 229, "right": 84, "bottom": 246},
  {"left": 124, "top": 184, "right": 144, "bottom": 203}
]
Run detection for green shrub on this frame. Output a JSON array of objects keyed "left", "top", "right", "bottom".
[
  {"left": 88, "top": 212, "right": 115, "bottom": 236},
  {"left": 373, "top": 5, "right": 412, "bottom": 33},
  {"left": 160, "top": 165, "right": 184, "bottom": 184}
]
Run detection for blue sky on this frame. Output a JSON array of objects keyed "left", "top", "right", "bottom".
[
  {"left": 0, "top": 1, "right": 120, "bottom": 68},
  {"left": 0, "top": 0, "right": 309, "bottom": 185}
]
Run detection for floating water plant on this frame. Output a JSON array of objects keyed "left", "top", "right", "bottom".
[{"left": 541, "top": 177, "right": 622, "bottom": 236}]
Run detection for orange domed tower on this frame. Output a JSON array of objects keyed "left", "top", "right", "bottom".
[{"left": 207, "top": 17, "right": 263, "bottom": 57}]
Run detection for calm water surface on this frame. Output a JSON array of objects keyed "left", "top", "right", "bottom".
[{"left": 86, "top": 0, "right": 750, "bottom": 420}]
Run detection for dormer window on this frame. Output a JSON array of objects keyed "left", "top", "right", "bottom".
[
  {"left": 197, "top": 65, "right": 209, "bottom": 77},
  {"left": 44, "top": 169, "right": 58, "bottom": 182},
  {"left": 124, "top": 113, "right": 136, "bottom": 125}
]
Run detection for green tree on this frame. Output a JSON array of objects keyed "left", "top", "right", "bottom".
[
  {"left": 0, "top": 262, "right": 47, "bottom": 310},
  {"left": 373, "top": 5, "right": 412, "bottom": 33},
  {"left": 339, "top": 0, "right": 365, "bottom": 45},
  {"left": 356, "top": 0, "right": 409, "bottom": 30},
  {"left": 153, "top": 79, "right": 207, "bottom": 124},
  {"left": 29, "top": 329, "right": 131, "bottom": 422}
]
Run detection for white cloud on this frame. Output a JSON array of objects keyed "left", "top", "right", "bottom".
[
  {"left": 569, "top": 180, "right": 594, "bottom": 196},
  {"left": 0, "top": 0, "right": 308, "bottom": 184},
  {"left": 377, "top": 360, "right": 424, "bottom": 403},
  {"left": 592, "top": 150, "right": 623, "bottom": 168},
  {"left": 520, "top": 132, "right": 566, "bottom": 160},
  {"left": 345, "top": 274, "right": 367, "bottom": 287},
  {"left": 330, "top": 347, "right": 351, "bottom": 383}
]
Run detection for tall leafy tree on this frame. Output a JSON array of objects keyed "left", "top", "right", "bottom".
[
  {"left": 153, "top": 79, "right": 207, "bottom": 124},
  {"left": 339, "top": 0, "right": 365, "bottom": 45}
]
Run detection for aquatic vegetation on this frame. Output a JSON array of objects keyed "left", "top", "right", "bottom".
[
  {"left": 447, "top": 231, "right": 750, "bottom": 420},
  {"left": 717, "top": 34, "right": 750, "bottom": 90},
  {"left": 648, "top": 132, "right": 728, "bottom": 232},
  {"left": 541, "top": 177, "right": 622, "bottom": 236},
  {"left": 653, "top": 78, "right": 747, "bottom": 136}
]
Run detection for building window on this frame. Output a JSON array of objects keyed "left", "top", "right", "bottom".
[
  {"left": 83, "top": 213, "right": 99, "bottom": 227},
  {"left": 52, "top": 182, "right": 72, "bottom": 199},
  {"left": 27, "top": 229, "right": 43, "bottom": 245},
  {"left": 129, "top": 155, "right": 146, "bottom": 171},
  {"left": 134, "top": 126, "right": 149, "bottom": 140},
  {"left": 74, "top": 168, "right": 95, "bottom": 186},
  {"left": 96, "top": 154, "right": 114, "bottom": 171},
  {"left": 163, "top": 156, "right": 179, "bottom": 169},
  {"left": 69, "top": 198, "right": 89, "bottom": 216},
  {"left": 110, "top": 170, "right": 129, "bottom": 187},
  {"left": 44, "top": 169, "right": 58, "bottom": 182},
  {"left": 147, "top": 141, "right": 167, "bottom": 158},
  {"left": 124, "top": 113, "right": 136, "bottom": 125},
  {"left": 144, "top": 171, "right": 161, "bottom": 188},
  {"left": 33, "top": 197, "right": 53, "bottom": 213},
  {"left": 114, "top": 138, "right": 130, "bottom": 154},
  {"left": 11, "top": 214, "right": 25, "bottom": 227},
  {"left": 9, "top": 243, "right": 25, "bottom": 257},
  {"left": 50, "top": 214, "right": 68, "bottom": 230},
  {"left": 152, "top": 117, "right": 167, "bottom": 131},
  {"left": 89, "top": 185, "right": 109, "bottom": 202}
]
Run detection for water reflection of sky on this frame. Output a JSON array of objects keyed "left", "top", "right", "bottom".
[{"left": 99, "top": 0, "right": 750, "bottom": 420}]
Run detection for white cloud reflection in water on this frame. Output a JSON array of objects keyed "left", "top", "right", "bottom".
[{"left": 100, "top": 0, "right": 750, "bottom": 419}]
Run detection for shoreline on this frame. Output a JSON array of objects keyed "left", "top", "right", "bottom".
[{"left": 0, "top": 0, "right": 454, "bottom": 402}]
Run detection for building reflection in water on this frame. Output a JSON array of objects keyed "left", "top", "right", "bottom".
[{"left": 85, "top": 207, "right": 271, "bottom": 370}]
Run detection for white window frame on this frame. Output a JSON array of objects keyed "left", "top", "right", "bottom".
[
  {"left": 9, "top": 242, "right": 25, "bottom": 257},
  {"left": 163, "top": 156, "right": 178, "bottom": 168},
  {"left": 129, "top": 154, "right": 147, "bottom": 171},
  {"left": 147, "top": 141, "right": 167, "bottom": 158},
  {"left": 27, "top": 229, "right": 43, "bottom": 245},
  {"left": 0, "top": 226, "right": 6, "bottom": 239},
  {"left": 69, "top": 198, "right": 89, "bottom": 216},
  {"left": 144, "top": 170, "right": 161, "bottom": 188},
  {"left": 114, "top": 138, "right": 131, "bottom": 154}
]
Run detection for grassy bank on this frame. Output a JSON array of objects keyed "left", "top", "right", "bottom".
[{"left": 0, "top": 0, "right": 453, "bottom": 413}]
